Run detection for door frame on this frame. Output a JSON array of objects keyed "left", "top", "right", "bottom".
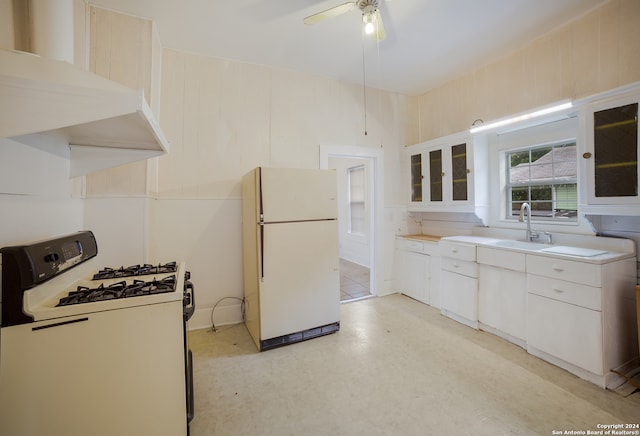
[{"left": 320, "top": 144, "right": 384, "bottom": 297}]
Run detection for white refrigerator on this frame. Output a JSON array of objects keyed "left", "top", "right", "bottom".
[{"left": 241, "top": 167, "right": 340, "bottom": 351}]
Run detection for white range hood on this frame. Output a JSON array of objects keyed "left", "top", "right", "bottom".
[{"left": 0, "top": 49, "right": 170, "bottom": 177}]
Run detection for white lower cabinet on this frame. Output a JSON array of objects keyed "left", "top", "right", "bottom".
[
  {"left": 526, "top": 254, "right": 637, "bottom": 388},
  {"left": 395, "top": 238, "right": 441, "bottom": 307},
  {"left": 396, "top": 248, "right": 429, "bottom": 303},
  {"left": 477, "top": 247, "right": 526, "bottom": 347},
  {"left": 440, "top": 240, "right": 478, "bottom": 328}
]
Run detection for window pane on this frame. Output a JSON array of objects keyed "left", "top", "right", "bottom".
[
  {"left": 531, "top": 185, "right": 552, "bottom": 201},
  {"left": 509, "top": 151, "right": 530, "bottom": 184},
  {"left": 510, "top": 151, "right": 530, "bottom": 167},
  {"left": 511, "top": 186, "right": 529, "bottom": 202},
  {"left": 556, "top": 184, "right": 577, "bottom": 205},
  {"left": 531, "top": 201, "right": 553, "bottom": 217},
  {"left": 510, "top": 187, "right": 528, "bottom": 218},
  {"left": 348, "top": 166, "right": 366, "bottom": 235}
]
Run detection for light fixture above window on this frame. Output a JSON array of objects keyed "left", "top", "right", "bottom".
[{"left": 469, "top": 100, "right": 573, "bottom": 134}]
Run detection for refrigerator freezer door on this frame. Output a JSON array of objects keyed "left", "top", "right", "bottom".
[
  {"left": 260, "top": 168, "right": 337, "bottom": 222},
  {"left": 260, "top": 219, "right": 340, "bottom": 341}
]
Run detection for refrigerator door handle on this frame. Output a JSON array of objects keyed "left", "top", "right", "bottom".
[{"left": 259, "top": 220, "right": 265, "bottom": 281}]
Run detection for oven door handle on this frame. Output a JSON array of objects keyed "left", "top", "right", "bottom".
[{"left": 184, "top": 280, "right": 195, "bottom": 322}]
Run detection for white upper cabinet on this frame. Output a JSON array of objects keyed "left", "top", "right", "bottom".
[
  {"left": 580, "top": 88, "right": 640, "bottom": 215},
  {"left": 405, "top": 131, "right": 488, "bottom": 223}
]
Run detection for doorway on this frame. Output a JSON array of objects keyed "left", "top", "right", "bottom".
[{"left": 320, "top": 145, "right": 383, "bottom": 302}]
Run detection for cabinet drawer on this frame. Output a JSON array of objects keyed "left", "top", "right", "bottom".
[
  {"left": 396, "top": 238, "right": 424, "bottom": 253},
  {"left": 439, "top": 241, "right": 476, "bottom": 262},
  {"left": 441, "top": 257, "right": 478, "bottom": 278},
  {"left": 527, "top": 274, "right": 601, "bottom": 311},
  {"left": 527, "top": 255, "right": 601, "bottom": 286},
  {"left": 422, "top": 241, "right": 440, "bottom": 256},
  {"left": 477, "top": 247, "right": 525, "bottom": 272}
]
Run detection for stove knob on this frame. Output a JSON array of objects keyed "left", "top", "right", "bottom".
[
  {"left": 185, "top": 271, "right": 191, "bottom": 280},
  {"left": 44, "top": 253, "right": 60, "bottom": 263}
]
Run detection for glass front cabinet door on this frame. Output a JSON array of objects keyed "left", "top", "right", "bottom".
[
  {"left": 410, "top": 153, "right": 423, "bottom": 203},
  {"left": 406, "top": 132, "right": 488, "bottom": 218},
  {"left": 582, "top": 91, "right": 640, "bottom": 214}
]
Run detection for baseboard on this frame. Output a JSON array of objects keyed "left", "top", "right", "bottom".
[{"left": 187, "top": 304, "right": 244, "bottom": 331}]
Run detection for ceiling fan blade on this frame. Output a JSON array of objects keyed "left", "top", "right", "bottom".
[
  {"left": 374, "top": 10, "right": 387, "bottom": 41},
  {"left": 303, "top": 2, "right": 357, "bottom": 25}
]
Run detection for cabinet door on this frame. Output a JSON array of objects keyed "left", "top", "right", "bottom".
[
  {"left": 410, "top": 152, "right": 423, "bottom": 203},
  {"left": 396, "top": 249, "right": 429, "bottom": 304},
  {"left": 440, "top": 269, "right": 477, "bottom": 324},
  {"left": 585, "top": 94, "right": 639, "bottom": 205},
  {"left": 479, "top": 264, "right": 526, "bottom": 341},
  {"left": 527, "top": 293, "right": 603, "bottom": 374},
  {"left": 426, "top": 148, "right": 444, "bottom": 203},
  {"left": 450, "top": 142, "right": 469, "bottom": 202}
]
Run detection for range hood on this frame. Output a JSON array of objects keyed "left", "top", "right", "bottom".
[{"left": 0, "top": 49, "right": 170, "bottom": 177}]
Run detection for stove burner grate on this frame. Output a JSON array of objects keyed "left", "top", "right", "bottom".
[
  {"left": 56, "top": 275, "right": 177, "bottom": 306},
  {"left": 92, "top": 262, "right": 177, "bottom": 280}
]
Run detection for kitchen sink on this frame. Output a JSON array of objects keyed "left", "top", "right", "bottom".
[
  {"left": 484, "top": 240, "right": 549, "bottom": 251},
  {"left": 482, "top": 240, "right": 609, "bottom": 257},
  {"left": 539, "top": 245, "right": 608, "bottom": 257}
]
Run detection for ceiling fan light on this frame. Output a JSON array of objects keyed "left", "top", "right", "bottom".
[
  {"left": 363, "top": 10, "right": 376, "bottom": 35},
  {"left": 365, "top": 21, "right": 375, "bottom": 34}
]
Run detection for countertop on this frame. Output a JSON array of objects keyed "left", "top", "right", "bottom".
[
  {"left": 398, "top": 234, "right": 636, "bottom": 264},
  {"left": 397, "top": 234, "right": 442, "bottom": 243}
]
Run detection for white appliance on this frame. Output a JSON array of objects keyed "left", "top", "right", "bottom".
[
  {"left": 0, "top": 231, "right": 193, "bottom": 436},
  {"left": 242, "top": 167, "right": 341, "bottom": 351}
]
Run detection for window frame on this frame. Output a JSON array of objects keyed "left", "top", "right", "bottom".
[{"left": 504, "top": 141, "right": 578, "bottom": 222}]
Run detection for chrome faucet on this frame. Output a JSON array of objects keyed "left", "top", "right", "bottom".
[{"left": 518, "top": 202, "right": 539, "bottom": 241}]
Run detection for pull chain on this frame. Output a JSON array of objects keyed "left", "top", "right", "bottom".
[{"left": 362, "top": 30, "right": 368, "bottom": 136}]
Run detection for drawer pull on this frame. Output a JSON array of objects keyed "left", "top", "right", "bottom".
[
  {"left": 453, "top": 263, "right": 460, "bottom": 268},
  {"left": 552, "top": 265, "right": 564, "bottom": 272},
  {"left": 451, "top": 248, "right": 458, "bottom": 253},
  {"left": 552, "top": 286, "right": 564, "bottom": 293}
]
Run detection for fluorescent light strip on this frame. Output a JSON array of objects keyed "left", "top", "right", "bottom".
[{"left": 469, "top": 101, "right": 573, "bottom": 134}]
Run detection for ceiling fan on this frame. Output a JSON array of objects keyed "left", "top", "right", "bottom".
[{"left": 304, "top": 0, "right": 387, "bottom": 41}]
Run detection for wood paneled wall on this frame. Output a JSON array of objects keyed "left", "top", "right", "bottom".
[
  {"left": 84, "top": 5, "right": 160, "bottom": 197},
  {"left": 157, "top": 48, "right": 415, "bottom": 200},
  {"left": 417, "top": 0, "right": 640, "bottom": 142}
]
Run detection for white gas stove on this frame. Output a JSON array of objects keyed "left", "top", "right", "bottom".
[{"left": 0, "top": 231, "right": 194, "bottom": 436}]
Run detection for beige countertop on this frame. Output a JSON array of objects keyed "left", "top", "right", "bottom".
[{"left": 397, "top": 234, "right": 442, "bottom": 243}]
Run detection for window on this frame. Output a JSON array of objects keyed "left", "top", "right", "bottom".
[
  {"left": 506, "top": 141, "right": 577, "bottom": 221},
  {"left": 348, "top": 165, "right": 366, "bottom": 235}
]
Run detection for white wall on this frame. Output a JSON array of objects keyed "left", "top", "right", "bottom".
[
  {"left": 0, "top": 136, "right": 84, "bottom": 247},
  {"left": 147, "top": 198, "right": 243, "bottom": 330},
  {"left": 142, "top": 49, "right": 413, "bottom": 327}
]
